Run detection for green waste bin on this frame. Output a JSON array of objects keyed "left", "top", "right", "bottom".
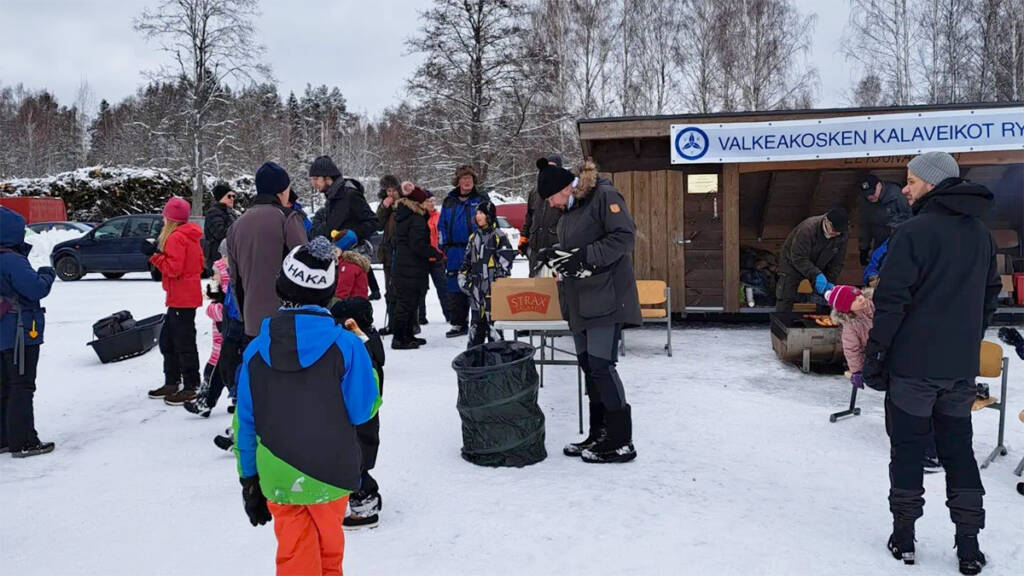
[{"left": 452, "top": 341, "right": 546, "bottom": 467}]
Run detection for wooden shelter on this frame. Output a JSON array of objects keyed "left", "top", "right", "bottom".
[{"left": 577, "top": 102, "right": 1024, "bottom": 314}]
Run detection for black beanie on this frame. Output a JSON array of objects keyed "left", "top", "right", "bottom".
[
  {"left": 276, "top": 237, "right": 337, "bottom": 307},
  {"left": 536, "top": 158, "right": 575, "bottom": 199},
  {"left": 546, "top": 154, "right": 563, "bottom": 168},
  {"left": 255, "top": 162, "right": 290, "bottom": 197},
  {"left": 330, "top": 297, "right": 375, "bottom": 333},
  {"left": 212, "top": 182, "right": 232, "bottom": 202},
  {"left": 859, "top": 174, "right": 879, "bottom": 198},
  {"left": 309, "top": 155, "right": 342, "bottom": 179},
  {"left": 825, "top": 206, "right": 849, "bottom": 233},
  {"left": 477, "top": 200, "right": 497, "bottom": 226}
]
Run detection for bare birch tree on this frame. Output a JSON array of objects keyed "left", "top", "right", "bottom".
[
  {"left": 845, "top": 0, "right": 915, "bottom": 105},
  {"left": 135, "top": 0, "right": 269, "bottom": 214}
]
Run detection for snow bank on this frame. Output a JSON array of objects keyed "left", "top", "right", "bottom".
[{"left": 25, "top": 229, "right": 86, "bottom": 269}]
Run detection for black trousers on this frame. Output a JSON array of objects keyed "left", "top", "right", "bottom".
[
  {"left": 393, "top": 281, "right": 426, "bottom": 343},
  {"left": 573, "top": 325, "right": 627, "bottom": 412},
  {"left": 159, "top": 307, "right": 200, "bottom": 389},
  {"left": 212, "top": 317, "right": 245, "bottom": 406},
  {"left": 356, "top": 374, "right": 382, "bottom": 495},
  {"left": 382, "top": 258, "right": 395, "bottom": 331},
  {"left": 887, "top": 376, "right": 985, "bottom": 534},
  {"left": 366, "top": 266, "right": 380, "bottom": 296},
  {"left": 448, "top": 290, "right": 470, "bottom": 328},
  {"left": 1, "top": 344, "right": 41, "bottom": 450},
  {"left": 774, "top": 272, "right": 803, "bottom": 313}
]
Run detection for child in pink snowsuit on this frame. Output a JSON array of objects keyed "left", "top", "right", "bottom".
[{"left": 828, "top": 285, "right": 873, "bottom": 389}]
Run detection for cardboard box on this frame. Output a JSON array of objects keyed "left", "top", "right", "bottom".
[
  {"left": 1001, "top": 274, "right": 1015, "bottom": 294},
  {"left": 490, "top": 278, "right": 563, "bottom": 321}
]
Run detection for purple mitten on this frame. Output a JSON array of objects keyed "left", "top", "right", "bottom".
[{"left": 850, "top": 372, "right": 864, "bottom": 389}]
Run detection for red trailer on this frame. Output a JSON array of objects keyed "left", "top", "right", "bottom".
[
  {"left": 496, "top": 202, "right": 527, "bottom": 232},
  {"left": 0, "top": 197, "right": 67, "bottom": 224}
]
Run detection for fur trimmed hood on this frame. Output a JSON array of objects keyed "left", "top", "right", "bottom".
[
  {"left": 397, "top": 196, "right": 427, "bottom": 216},
  {"left": 339, "top": 250, "right": 371, "bottom": 272},
  {"left": 572, "top": 157, "right": 599, "bottom": 200}
]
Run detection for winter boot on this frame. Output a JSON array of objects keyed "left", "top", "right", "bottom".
[
  {"left": 148, "top": 383, "right": 179, "bottom": 399},
  {"left": 184, "top": 396, "right": 212, "bottom": 418},
  {"left": 923, "top": 454, "right": 942, "bottom": 474},
  {"left": 997, "top": 327, "right": 1024, "bottom": 360},
  {"left": 412, "top": 336, "right": 427, "bottom": 346},
  {"left": 955, "top": 534, "right": 986, "bottom": 575},
  {"left": 581, "top": 405, "right": 636, "bottom": 463},
  {"left": 412, "top": 323, "right": 421, "bottom": 335},
  {"left": 344, "top": 490, "right": 382, "bottom": 531},
  {"left": 446, "top": 325, "right": 468, "bottom": 338},
  {"left": 11, "top": 441, "right": 55, "bottom": 459},
  {"left": 214, "top": 427, "right": 234, "bottom": 451},
  {"left": 563, "top": 402, "right": 606, "bottom": 457},
  {"left": 887, "top": 522, "right": 916, "bottom": 565},
  {"left": 227, "top": 400, "right": 236, "bottom": 414},
  {"left": 391, "top": 339, "right": 420, "bottom": 350},
  {"left": 164, "top": 388, "right": 197, "bottom": 406},
  {"left": 1017, "top": 482, "right": 1023, "bottom": 495}
]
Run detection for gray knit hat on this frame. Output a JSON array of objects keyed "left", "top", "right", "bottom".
[{"left": 907, "top": 152, "right": 959, "bottom": 186}]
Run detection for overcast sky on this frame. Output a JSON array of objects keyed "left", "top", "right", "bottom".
[{"left": 0, "top": 0, "right": 853, "bottom": 117}]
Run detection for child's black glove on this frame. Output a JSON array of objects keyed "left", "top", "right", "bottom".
[
  {"left": 139, "top": 240, "right": 158, "bottom": 257},
  {"left": 240, "top": 476, "right": 271, "bottom": 526},
  {"left": 206, "top": 284, "right": 225, "bottom": 303},
  {"left": 998, "top": 327, "right": 1024, "bottom": 361}
]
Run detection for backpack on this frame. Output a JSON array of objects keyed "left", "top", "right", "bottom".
[{"left": 93, "top": 311, "right": 136, "bottom": 339}]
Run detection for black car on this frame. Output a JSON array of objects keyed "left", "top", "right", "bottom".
[{"left": 51, "top": 214, "right": 203, "bottom": 281}]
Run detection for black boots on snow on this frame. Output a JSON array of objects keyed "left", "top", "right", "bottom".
[
  {"left": 563, "top": 403, "right": 606, "bottom": 457},
  {"left": 10, "top": 441, "right": 56, "bottom": 459},
  {"left": 581, "top": 404, "right": 636, "bottom": 464},
  {"left": 887, "top": 523, "right": 916, "bottom": 565},
  {"left": 184, "top": 396, "right": 212, "bottom": 418},
  {"left": 955, "top": 534, "right": 986, "bottom": 575},
  {"left": 344, "top": 491, "right": 382, "bottom": 531},
  {"left": 446, "top": 326, "right": 468, "bottom": 338},
  {"left": 214, "top": 427, "right": 234, "bottom": 451}
]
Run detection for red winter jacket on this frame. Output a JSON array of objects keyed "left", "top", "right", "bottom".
[
  {"left": 150, "top": 222, "right": 204, "bottom": 308},
  {"left": 335, "top": 250, "right": 371, "bottom": 300}
]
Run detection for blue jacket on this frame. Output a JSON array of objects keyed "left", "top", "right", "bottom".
[
  {"left": 0, "top": 207, "right": 55, "bottom": 351},
  {"left": 234, "top": 306, "right": 380, "bottom": 501},
  {"left": 863, "top": 239, "right": 888, "bottom": 285},
  {"left": 438, "top": 188, "right": 486, "bottom": 291},
  {"left": 292, "top": 201, "right": 313, "bottom": 235}
]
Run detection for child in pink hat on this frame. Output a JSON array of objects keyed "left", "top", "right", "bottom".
[{"left": 827, "top": 285, "right": 873, "bottom": 389}]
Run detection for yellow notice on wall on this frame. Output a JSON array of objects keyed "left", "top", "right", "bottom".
[{"left": 687, "top": 174, "right": 718, "bottom": 194}]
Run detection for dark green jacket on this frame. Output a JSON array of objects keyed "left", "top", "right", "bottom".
[
  {"left": 556, "top": 177, "right": 642, "bottom": 332},
  {"left": 779, "top": 215, "right": 847, "bottom": 282}
]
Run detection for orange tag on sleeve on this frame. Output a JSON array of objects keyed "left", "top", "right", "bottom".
[{"left": 610, "top": 203, "right": 621, "bottom": 213}]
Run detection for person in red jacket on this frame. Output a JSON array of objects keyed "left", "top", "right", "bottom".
[
  {"left": 334, "top": 249, "right": 371, "bottom": 300},
  {"left": 142, "top": 197, "right": 205, "bottom": 406}
]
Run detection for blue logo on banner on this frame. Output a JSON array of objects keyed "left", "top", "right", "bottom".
[{"left": 675, "top": 127, "right": 709, "bottom": 161}]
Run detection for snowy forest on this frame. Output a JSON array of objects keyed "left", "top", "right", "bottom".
[{"left": 1, "top": 0, "right": 1022, "bottom": 204}]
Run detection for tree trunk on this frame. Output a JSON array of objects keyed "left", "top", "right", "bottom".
[{"left": 192, "top": 109, "right": 204, "bottom": 216}]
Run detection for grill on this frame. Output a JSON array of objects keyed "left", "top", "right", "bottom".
[{"left": 770, "top": 312, "right": 844, "bottom": 373}]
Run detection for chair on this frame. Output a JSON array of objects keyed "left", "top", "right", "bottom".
[
  {"left": 1016, "top": 410, "right": 1024, "bottom": 477},
  {"left": 974, "top": 340, "right": 1009, "bottom": 469},
  {"left": 793, "top": 279, "right": 816, "bottom": 312},
  {"left": 619, "top": 280, "right": 672, "bottom": 357}
]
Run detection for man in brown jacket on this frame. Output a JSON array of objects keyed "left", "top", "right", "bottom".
[
  {"left": 775, "top": 207, "right": 848, "bottom": 313},
  {"left": 226, "top": 162, "right": 308, "bottom": 337}
]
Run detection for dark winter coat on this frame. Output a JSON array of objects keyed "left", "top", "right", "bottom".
[
  {"left": 392, "top": 198, "right": 442, "bottom": 288},
  {"left": 779, "top": 215, "right": 848, "bottom": 283},
  {"left": 310, "top": 178, "right": 378, "bottom": 241},
  {"left": 0, "top": 207, "right": 55, "bottom": 351},
  {"left": 150, "top": 222, "right": 204, "bottom": 309},
  {"left": 868, "top": 178, "right": 1001, "bottom": 380},
  {"left": 439, "top": 187, "right": 487, "bottom": 291},
  {"left": 234, "top": 306, "right": 380, "bottom": 504},
  {"left": 458, "top": 224, "right": 515, "bottom": 312},
  {"left": 557, "top": 177, "right": 642, "bottom": 332},
  {"left": 859, "top": 181, "right": 911, "bottom": 254},
  {"left": 226, "top": 195, "right": 309, "bottom": 336},
  {"left": 524, "top": 187, "right": 562, "bottom": 271},
  {"left": 203, "top": 203, "right": 236, "bottom": 269},
  {"left": 376, "top": 199, "right": 398, "bottom": 264}
]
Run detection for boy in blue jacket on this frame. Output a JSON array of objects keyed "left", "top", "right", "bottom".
[
  {"left": 234, "top": 237, "right": 380, "bottom": 575},
  {"left": 0, "top": 206, "right": 57, "bottom": 458}
]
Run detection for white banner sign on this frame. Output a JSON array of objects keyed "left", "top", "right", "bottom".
[{"left": 670, "top": 107, "right": 1024, "bottom": 164}]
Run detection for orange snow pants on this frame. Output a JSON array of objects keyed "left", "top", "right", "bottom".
[{"left": 268, "top": 496, "right": 349, "bottom": 576}]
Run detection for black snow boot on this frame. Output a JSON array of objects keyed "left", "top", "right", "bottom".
[
  {"left": 214, "top": 427, "right": 234, "bottom": 451},
  {"left": 581, "top": 405, "right": 636, "bottom": 463},
  {"left": 344, "top": 490, "right": 382, "bottom": 531},
  {"left": 11, "top": 441, "right": 56, "bottom": 459},
  {"left": 184, "top": 396, "right": 212, "bottom": 418},
  {"left": 955, "top": 534, "right": 986, "bottom": 575},
  {"left": 887, "top": 523, "right": 916, "bottom": 565},
  {"left": 446, "top": 325, "right": 468, "bottom": 338},
  {"left": 563, "top": 402, "right": 606, "bottom": 457},
  {"left": 997, "top": 327, "right": 1024, "bottom": 360}
]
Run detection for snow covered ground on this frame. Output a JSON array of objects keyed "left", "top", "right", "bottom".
[{"left": 1, "top": 262, "right": 1022, "bottom": 575}]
